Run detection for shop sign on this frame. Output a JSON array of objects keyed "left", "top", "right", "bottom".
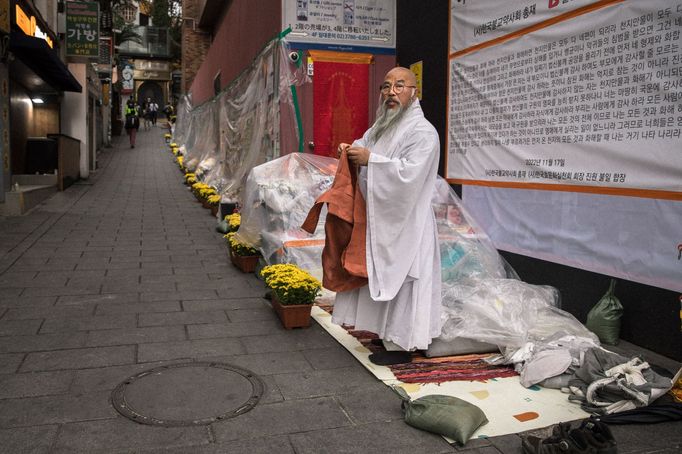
[
  {"left": 14, "top": 3, "right": 54, "bottom": 47},
  {"left": 66, "top": 1, "right": 99, "bottom": 58}
]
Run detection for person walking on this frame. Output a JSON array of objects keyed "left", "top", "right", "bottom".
[
  {"left": 148, "top": 98, "right": 159, "bottom": 126},
  {"left": 124, "top": 98, "right": 141, "bottom": 148}
]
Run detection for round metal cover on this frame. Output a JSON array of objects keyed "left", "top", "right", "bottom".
[{"left": 111, "top": 361, "right": 264, "bottom": 426}]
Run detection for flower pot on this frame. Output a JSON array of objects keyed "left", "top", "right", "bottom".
[
  {"left": 229, "top": 248, "right": 259, "bottom": 273},
  {"left": 210, "top": 204, "right": 218, "bottom": 217},
  {"left": 271, "top": 293, "right": 312, "bottom": 329}
]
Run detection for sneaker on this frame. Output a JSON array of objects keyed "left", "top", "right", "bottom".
[
  {"left": 574, "top": 419, "right": 617, "bottom": 454},
  {"left": 522, "top": 420, "right": 618, "bottom": 454}
]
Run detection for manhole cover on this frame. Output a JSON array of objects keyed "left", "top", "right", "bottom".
[{"left": 111, "top": 362, "right": 264, "bottom": 426}]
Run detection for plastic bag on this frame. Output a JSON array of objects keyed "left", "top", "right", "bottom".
[{"left": 585, "top": 279, "right": 623, "bottom": 345}]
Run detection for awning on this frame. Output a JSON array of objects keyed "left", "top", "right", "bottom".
[{"left": 9, "top": 31, "right": 82, "bottom": 93}]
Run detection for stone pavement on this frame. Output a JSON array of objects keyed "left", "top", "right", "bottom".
[{"left": 0, "top": 127, "right": 680, "bottom": 453}]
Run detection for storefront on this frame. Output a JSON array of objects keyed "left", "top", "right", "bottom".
[{"left": 1, "top": 0, "right": 82, "bottom": 213}]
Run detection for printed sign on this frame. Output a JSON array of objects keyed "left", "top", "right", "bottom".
[
  {"left": 282, "top": 0, "right": 395, "bottom": 52},
  {"left": 66, "top": 2, "right": 100, "bottom": 58}
]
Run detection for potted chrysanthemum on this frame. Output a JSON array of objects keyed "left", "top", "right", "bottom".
[
  {"left": 260, "top": 264, "right": 321, "bottom": 329},
  {"left": 225, "top": 213, "right": 241, "bottom": 232},
  {"left": 225, "top": 232, "right": 260, "bottom": 273}
]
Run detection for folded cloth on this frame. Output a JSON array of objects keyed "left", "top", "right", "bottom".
[{"left": 567, "top": 348, "right": 673, "bottom": 415}]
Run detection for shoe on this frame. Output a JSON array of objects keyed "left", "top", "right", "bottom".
[
  {"left": 368, "top": 351, "right": 412, "bottom": 365},
  {"left": 522, "top": 420, "right": 617, "bottom": 454},
  {"left": 574, "top": 419, "right": 617, "bottom": 454}
]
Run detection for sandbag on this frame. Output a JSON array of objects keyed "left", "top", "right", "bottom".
[
  {"left": 586, "top": 279, "right": 623, "bottom": 345},
  {"left": 392, "top": 386, "right": 488, "bottom": 445}
]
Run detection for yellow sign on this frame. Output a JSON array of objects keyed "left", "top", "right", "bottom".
[
  {"left": 410, "top": 61, "right": 423, "bottom": 100},
  {"left": 15, "top": 4, "right": 53, "bottom": 48},
  {"left": 0, "top": 0, "right": 10, "bottom": 34}
]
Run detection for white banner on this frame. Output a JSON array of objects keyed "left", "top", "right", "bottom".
[
  {"left": 463, "top": 185, "right": 682, "bottom": 293},
  {"left": 450, "top": 0, "right": 597, "bottom": 54},
  {"left": 282, "top": 0, "right": 395, "bottom": 50},
  {"left": 448, "top": 0, "right": 682, "bottom": 196}
]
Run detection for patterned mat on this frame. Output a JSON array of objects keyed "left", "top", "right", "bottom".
[
  {"left": 347, "top": 329, "right": 518, "bottom": 383},
  {"left": 318, "top": 304, "right": 517, "bottom": 384}
]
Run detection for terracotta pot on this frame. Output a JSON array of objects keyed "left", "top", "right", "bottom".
[
  {"left": 210, "top": 204, "right": 218, "bottom": 217},
  {"left": 229, "top": 248, "right": 259, "bottom": 273},
  {"left": 271, "top": 293, "right": 312, "bottom": 329}
]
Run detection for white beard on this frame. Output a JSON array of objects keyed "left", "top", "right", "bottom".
[{"left": 369, "top": 98, "right": 411, "bottom": 145}]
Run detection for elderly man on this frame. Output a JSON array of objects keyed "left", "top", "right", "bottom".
[{"left": 332, "top": 67, "right": 442, "bottom": 365}]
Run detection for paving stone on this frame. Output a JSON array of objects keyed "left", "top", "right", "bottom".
[
  {"left": 23, "top": 286, "right": 101, "bottom": 297},
  {"left": 225, "top": 306, "right": 278, "bottom": 323},
  {"left": 20, "top": 345, "right": 135, "bottom": 372},
  {"left": 95, "top": 300, "right": 181, "bottom": 315},
  {"left": 335, "top": 386, "right": 406, "bottom": 424},
  {"left": 53, "top": 418, "right": 212, "bottom": 453},
  {"left": 0, "top": 353, "right": 24, "bottom": 373},
  {"left": 273, "top": 366, "right": 383, "bottom": 400},
  {"left": 208, "top": 351, "right": 313, "bottom": 376},
  {"left": 137, "top": 338, "right": 245, "bottom": 362},
  {"left": 0, "top": 391, "right": 117, "bottom": 427},
  {"left": 0, "top": 319, "right": 42, "bottom": 336},
  {"left": 0, "top": 296, "right": 58, "bottom": 308},
  {"left": 1, "top": 304, "right": 95, "bottom": 320},
  {"left": 302, "top": 347, "right": 360, "bottom": 370},
  {"left": 57, "top": 293, "right": 140, "bottom": 305},
  {"left": 288, "top": 419, "right": 455, "bottom": 454},
  {"left": 0, "top": 288, "right": 22, "bottom": 298},
  {"left": 40, "top": 314, "right": 137, "bottom": 333},
  {"left": 0, "top": 332, "right": 88, "bottom": 353},
  {"left": 182, "top": 298, "right": 266, "bottom": 311},
  {"left": 241, "top": 329, "right": 339, "bottom": 354},
  {"left": 70, "top": 360, "right": 184, "bottom": 393},
  {"left": 0, "top": 425, "right": 59, "bottom": 454},
  {"left": 212, "top": 397, "right": 352, "bottom": 443},
  {"left": 141, "top": 290, "right": 218, "bottom": 302},
  {"left": 101, "top": 281, "right": 172, "bottom": 294},
  {"left": 0, "top": 370, "right": 74, "bottom": 398},
  {"left": 138, "top": 310, "right": 227, "bottom": 327},
  {"left": 187, "top": 320, "right": 283, "bottom": 339},
  {"left": 86, "top": 326, "right": 187, "bottom": 347}
]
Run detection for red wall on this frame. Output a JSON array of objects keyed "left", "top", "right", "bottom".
[{"left": 190, "top": 0, "right": 282, "bottom": 104}]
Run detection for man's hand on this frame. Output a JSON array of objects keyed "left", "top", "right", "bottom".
[
  {"left": 337, "top": 143, "right": 351, "bottom": 158},
  {"left": 347, "top": 146, "right": 370, "bottom": 166}
]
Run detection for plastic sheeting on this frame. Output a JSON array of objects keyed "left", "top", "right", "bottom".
[
  {"left": 432, "top": 178, "right": 598, "bottom": 353},
  {"left": 171, "top": 37, "right": 308, "bottom": 203},
  {"left": 234, "top": 152, "right": 337, "bottom": 280}
]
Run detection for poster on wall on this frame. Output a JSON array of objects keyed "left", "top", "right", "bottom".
[
  {"left": 282, "top": 0, "right": 395, "bottom": 53},
  {"left": 448, "top": 0, "right": 682, "bottom": 197},
  {"left": 449, "top": 0, "right": 682, "bottom": 292},
  {"left": 66, "top": 1, "right": 100, "bottom": 58}
]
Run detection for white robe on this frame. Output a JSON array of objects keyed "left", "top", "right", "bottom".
[{"left": 331, "top": 99, "right": 442, "bottom": 351}]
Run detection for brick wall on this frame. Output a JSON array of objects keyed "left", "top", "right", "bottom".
[{"left": 181, "top": 0, "right": 211, "bottom": 94}]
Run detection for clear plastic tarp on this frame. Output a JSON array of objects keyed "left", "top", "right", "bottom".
[
  {"left": 234, "top": 153, "right": 337, "bottom": 280},
  {"left": 171, "top": 94, "right": 192, "bottom": 152},
  {"left": 431, "top": 178, "right": 597, "bottom": 350},
  {"left": 170, "top": 36, "right": 307, "bottom": 204}
]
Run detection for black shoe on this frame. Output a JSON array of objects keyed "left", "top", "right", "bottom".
[
  {"left": 574, "top": 419, "right": 617, "bottom": 454},
  {"left": 368, "top": 351, "right": 412, "bottom": 366},
  {"left": 522, "top": 420, "right": 617, "bottom": 454},
  {"left": 370, "top": 338, "right": 384, "bottom": 347}
]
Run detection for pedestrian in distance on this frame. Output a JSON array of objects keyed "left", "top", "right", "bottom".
[
  {"left": 148, "top": 98, "right": 159, "bottom": 126},
  {"left": 331, "top": 67, "right": 442, "bottom": 366},
  {"left": 124, "top": 98, "right": 141, "bottom": 148}
]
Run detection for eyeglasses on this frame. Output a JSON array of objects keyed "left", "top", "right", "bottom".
[{"left": 379, "top": 82, "right": 417, "bottom": 94}]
